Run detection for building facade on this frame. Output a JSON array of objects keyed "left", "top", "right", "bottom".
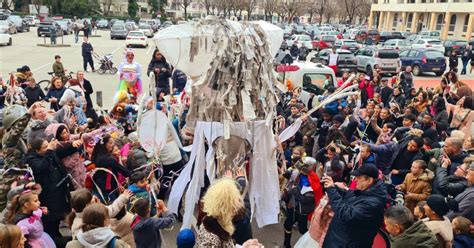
[{"left": 368, "top": 0, "right": 473, "bottom": 41}]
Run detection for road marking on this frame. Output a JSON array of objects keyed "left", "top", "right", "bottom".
[{"left": 32, "top": 62, "right": 52, "bottom": 72}]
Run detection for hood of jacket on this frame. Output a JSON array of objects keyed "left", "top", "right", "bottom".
[
  {"left": 392, "top": 220, "right": 438, "bottom": 246},
  {"left": 76, "top": 227, "right": 115, "bottom": 247},
  {"left": 30, "top": 119, "right": 51, "bottom": 131},
  {"left": 45, "top": 123, "right": 67, "bottom": 138},
  {"left": 416, "top": 169, "right": 435, "bottom": 182}
]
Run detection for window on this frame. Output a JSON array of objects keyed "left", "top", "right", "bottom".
[
  {"left": 463, "top": 15, "right": 469, "bottom": 32},
  {"left": 399, "top": 50, "right": 409, "bottom": 57},
  {"left": 425, "top": 51, "right": 444, "bottom": 58},
  {"left": 436, "top": 14, "right": 444, "bottom": 30},
  {"left": 302, "top": 73, "right": 333, "bottom": 94},
  {"left": 407, "top": 13, "right": 413, "bottom": 29},
  {"left": 449, "top": 15, "right": 456, "bottom": 32},
  {"left": 408, "top": 50, "right": 417, "bottom": 57},
  {"left": 393, "top": 13, "right": 398, "bottom": 28}
]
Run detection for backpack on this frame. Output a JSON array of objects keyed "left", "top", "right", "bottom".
[
  {"left": 108, "top": 236, "right": 117, "bottom": 248},
  {"left": 295, "top": 188, "right": 316, "bottom": 215}
]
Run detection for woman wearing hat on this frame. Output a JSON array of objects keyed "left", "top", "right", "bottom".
[{"left": 423, "top": 194, "right": 458, "bottom": 247}]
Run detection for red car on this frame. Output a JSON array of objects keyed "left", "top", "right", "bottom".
[{"left": 312, "top": 35, "right": 337, "bottom": 50}]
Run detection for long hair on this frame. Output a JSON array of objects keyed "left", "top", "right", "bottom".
[
  {"left": 81, "top": 203, "right": 109, "bottom": 232},
  {"left": 6, "top": 191, "right": 38, "bottom": 224},
  {"left": 202, "top": 178, "right": 243, "bottom": 235},
  {"left": 66, "top": 189, "right": 93, "bottom": 226},
  {"left": 91, "top": 134, "right": 112, "bottom": 163},
  {"left": 0, "top": 224, "right": 23, "bottom": 248},
  {"left": 50, "top": 76, "right": 63, "bottom": 90},
  {"left": 432, "top": 96, "right": 446, "bottom": 114},
  {"left": 150, "top": 49, "right": 170, "bottom": 68}
]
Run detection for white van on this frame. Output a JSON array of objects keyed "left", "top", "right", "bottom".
[{"left": 279, "top": 61, "right": 336, "bottom": 107}]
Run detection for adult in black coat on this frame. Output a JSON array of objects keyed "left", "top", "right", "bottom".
[
  {"left": 444, "top": 137, "right": 468, "bottom": 175},
  {"left": 420, "top": 113, "right": 440, "bottom": 147},
  {"left": 24, "top": 78, "right": 45, "bottom": 107},
  {"left": 147, "top": 50, "right": 172, "bottom": 98},
  {"left": 76, "top": 71, "right": 94, "bottom": 110},
  {"left": 81, "top": 37, "right": 95, "bottom": 71},
  {"left": 23, "top": 137, "right": 74, "bottom": 245},
  {"left": 448, "top": 50, "right": 458, "bottom": 72},
  {"left": 321, "top": 164, "right": 387, "bottom": 248},
  {"left": 91, "top": 134, "right": 131, "bottom": 203},
  {"left": 390, "top": 136, "right": 424, "bottom": 185},
  {"left": 433, "top": 162, "right": 468, "bottom": 197}
]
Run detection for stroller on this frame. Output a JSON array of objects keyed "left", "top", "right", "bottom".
[{"left": 93, "top": 52, "right": 118, "bottom": 74}]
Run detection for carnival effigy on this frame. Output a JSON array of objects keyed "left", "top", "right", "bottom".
[{"left": 154, "top": 17, "right": 285, "bottom": 229}]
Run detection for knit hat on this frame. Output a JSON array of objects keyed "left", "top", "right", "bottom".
[
  {"left": 295, "top": 157, "right": 317, "bottom": 174},
  {"left": 333, "top": 114, "right": 345, "bottom": 124},
  {"left": 351, "top": 163, "right": 379, "bottom": 179},
  {"left": 426, "top": 195, "right": 450, "bottom": 217},
  {"left": 176, "top": 228, "right": 195, "bottom": 248}
]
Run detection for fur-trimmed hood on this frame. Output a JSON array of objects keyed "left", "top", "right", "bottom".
[{"left": 201, "top": 215, "right": 231, "bottom": 241}]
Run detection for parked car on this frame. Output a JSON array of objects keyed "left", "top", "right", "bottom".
[
  {"left": 443, "top": 40, "right": 468, "bottom": 56},
  {"left": 0, "top": 20, "right": 16, "bottom": 34},
  {"left": 401, "top": 31, "right": 413, "bottom": 38},
  {"left": 138, "top": 23, "right": 153, "bottom": 38},
  {"left": 24, "top": 15, "right": 39, "bottom": 26},
  {"left": 399, "top": 49, "right": 446, "bottom": 76},
  {"left": 160, "top": 21, "right": 173, "bottom": 29},
  {"left": 7, "top": 15, "right": 28, "bottom": 32},
  {"left": 382, "top": 39, "right": 410, "bottom": 51},
  {"left": 334, "top": 39, "right": 361, "bottom": 53},
  {"left": 419, "top": 31, "right": 441, "bottom": 40},
  {"left": 406, "top": 34, "right": 421, "bottom": 45},
  {"left": 147, "top": 19, "right": 160, "bottom": 32},
  {"left": 0, "top": 32, "right": 12, "bottom": 45},
  {"left": 355, "top": 29, "right": 381, "bottom": 44},
  {"left": 411, "top": 38, "right": 445, "bottom": 54},
  {"left": 287, "top": 34, "right": 313, "bottom": 49},
  {"left": 55, "top": 20, "right": 72, "bottom": 35},
  {"left": 281, "top": 61, "right": 336, "bottom": 106},
  {"left": 379, "top": 31, "right": 404, "bottom": 43},
  {"left": 125, "top": 22, "right": 138, "bottom": 31},
  {"left": 311, "top": 48, "right": 357, "bottom": 75},
  {"left": 110, "top": 24, "right": 128, "bottom": 39},
  {"left": 312, "top": 35, "right": 336, "bottom": 50},
  {"left": 355, "top": 47, "right": 400, "bottom": 75},
  {"left": 125, "top": 31, "right": 148, "bottom": 48},
  {"left": 37, "top": 21, "right": 61, "bottom": 37},
  {"left": 97, "top": 19, "right": 109, "bottom": 29}
]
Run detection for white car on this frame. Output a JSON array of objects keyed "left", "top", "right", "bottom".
[
  {"left": 286, "top": 34, "right": 313, "bottom": 49},
  {"left": 383, "top": 39, "right": 410, "bottom": 51},
  {"left": 411, "top": 38, "right": 445, "bottom": 54},
  {"left": 138, "top": 24, "right": 153, "bottom": 38},
  {"left": 0, "top": 32, "right": 12, "bottom": 46},
  {"left": 125, "top": 31, "right": 148, "bottom": 48}
]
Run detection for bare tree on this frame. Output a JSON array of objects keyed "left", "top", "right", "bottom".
[
  {"left": 339, "top": 0, "right": 369, "bottom": 24},
  {"left": 174, "top": 0, "right": 191, "bottom": 20},
  {"left": 202, "top": 0, "right": 216, "bottom": 15},
  {"left": 243, "top": 0, "right": 256, "bottom": 20},
  {"left": 31, "top": 0, "right": 43, "bottom": 15},
  {"left": 281, "top": 0, "right": 304, "bottom": 23},
  {"left": 263, "top": 0, "right": 277, "bottom": 21}
]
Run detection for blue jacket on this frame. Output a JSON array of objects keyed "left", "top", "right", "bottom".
[
  {"left": 453, "top": 234, "right": 474, "bottom": 248},
  {"left": 131, "top": 213, "right": 176, "bottom": 248},
  {"left": 365, "top": 142, "right": 397, "bottom": 175},
  {"left": 128, "top": 184, "right": 156, "bottom": 215},
  {"left": 323, "top": 180, "right": 387, "bottom": 248}
]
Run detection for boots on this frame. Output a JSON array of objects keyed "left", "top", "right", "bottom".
[{"left": 284, "top": 230, "right": 292, "bottom": 248}]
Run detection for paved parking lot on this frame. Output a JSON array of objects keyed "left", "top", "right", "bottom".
[
  {"left": 0, "top": 27, "right": 157, "bottom": 109},
  {"left": 1, "top": 28, "right": 473, "bottom": 110}
]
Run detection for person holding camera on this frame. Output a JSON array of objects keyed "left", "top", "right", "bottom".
[{"left": 321, "top": 164, "right": 387, "bottom": 248}]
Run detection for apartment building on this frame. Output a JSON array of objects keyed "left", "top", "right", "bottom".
[{"left": 368, "top": 0, "right": 473, "bottom": 41}]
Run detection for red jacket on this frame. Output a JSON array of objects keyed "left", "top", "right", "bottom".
[{"left": 308, "top": 171, "right": 324, "bottom": 212}]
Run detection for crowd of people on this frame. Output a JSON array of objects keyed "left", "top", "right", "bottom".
[{"left": 0, "top": 38, "right": 473, "bottom": 248}]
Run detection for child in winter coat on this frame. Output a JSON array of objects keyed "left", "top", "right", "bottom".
[
  {"left": 6, "top": 191, "right": 56, "bottom": 248},
  {"left": 67, "top": 189, "right": 133, "bottom": 239},
  {"left": 128, "top": 171, "right": 156, "bottom": 215},
  {"left": 452, "top": 216, "right": 474, "bottom": 248},
  {"left": 110, "top": 207, "right": 136, "bottom": 248},
  {"left": 397, "top": 160, "right": 433, "bottom": 213},
  {"left": 131, "top": 198, "right": 176, "bottom": 248},
  {"left": 66, "top": 203, "right": 129, "bottom": 248}
]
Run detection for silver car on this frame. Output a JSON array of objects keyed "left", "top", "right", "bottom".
[
  {"left": 0, "top": 20, "right": 16, "bottom": 34},
  {"left": 138, "top": 24, "right": 153, "bottom": 38},
  {"left": 110, "top": 24, "right": 128, "bottom": 39},
  {"left": 355, "top": 47, "right": 400, "bottom": 75},
  {"left": 7, "top": 15, "right": 28, "bottom": 32}
]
